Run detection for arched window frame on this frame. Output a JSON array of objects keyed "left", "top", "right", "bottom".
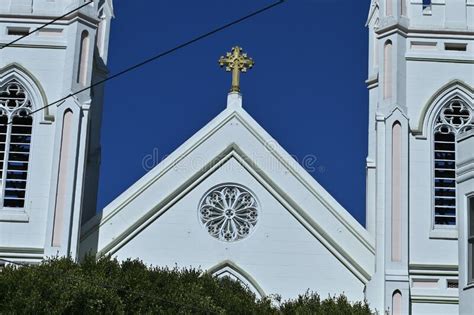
[
  {"left": 0, "top": 79, "right": 34, "bottom": 209},
  {"left": 383, "top": 40, "right": 393, "bottom": 100},
  {"left": 77, "top": 30, "right": 90, "bottom": 86},
  {"left": 392, "top": 290, "right": 402, "bottom": 315},
  {"left": 432, "top": 98, "right": 474, "bottom": 228},
  {"left": 207, "top": 260, "right": 266, "bottom": 299},
  {"left": 392, "top": 121, "right": 402, "bottom": 262},
  {"left": 0, "top": 64, "right": 52, "bottom": 123}
]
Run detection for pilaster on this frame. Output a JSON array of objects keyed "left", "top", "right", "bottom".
[{"left": 457, "top": 130, "right": 474, "bottom": 314}]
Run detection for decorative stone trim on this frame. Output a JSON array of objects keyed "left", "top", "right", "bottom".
[{"left": 199, "top": 184, "right": 259, "bottom": 242}]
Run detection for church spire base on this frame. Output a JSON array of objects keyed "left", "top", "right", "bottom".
[{"left": 227, "top": 92, "right": 242, "bottom": 109}]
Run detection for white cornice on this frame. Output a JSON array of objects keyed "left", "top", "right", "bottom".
[
  {"left": 411, "top": 295, "right": 459, "bottom": 304},
  {"left": 366, "top": 73, "right": 379, "bottom": 89},
  {"left": 406, "top": 54, "right": 474, "bottom": 64},
  {"left": 409, "top": 263, "right": 459, "bottom": 276},
  {"left": 0, "top": 246, "right": 44, "bottom": 261},
  {"left": 0, "top": 11, "right": 100, "bottom": 27},
  {"left": 376, "top": 22, "right": 474, "bottom": 39}
]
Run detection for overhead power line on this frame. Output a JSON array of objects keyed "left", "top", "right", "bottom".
[
  {"left": 0, "top": 1, "right": 94, "bottom": 49},
  {"left": 7, "top": 0, "right": 286, "bottom": 124}
]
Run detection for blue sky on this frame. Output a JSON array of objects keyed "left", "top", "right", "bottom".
[{"left": 97, "top": 0, "right": 370, "bottom": 225}]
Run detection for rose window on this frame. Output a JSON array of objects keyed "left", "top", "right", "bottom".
[{"left": 199, "top": 184, "right": 259, "bottom": 242}]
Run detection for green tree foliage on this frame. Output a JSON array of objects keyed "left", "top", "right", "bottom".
[
  {"left": 0, "top": 257, "right": 371, "bottom": 314},
  {"left": 279, "top": 292, "right": 371, "bottom": 315}
]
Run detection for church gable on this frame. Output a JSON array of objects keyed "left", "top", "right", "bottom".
[
  {"left": 80, "top": 94, "right": 375, "bottom": 288},
  {"left": 95, "top": 156, "right": 367, "bottom": 300}
]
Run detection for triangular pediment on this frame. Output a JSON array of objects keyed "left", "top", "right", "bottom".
[{"left": 80, "top": 99, "right": 375, "bottom": 283}]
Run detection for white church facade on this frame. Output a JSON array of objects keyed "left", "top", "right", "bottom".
[{"left": 0, "top": 1, "right": 473, "bottom": 314}]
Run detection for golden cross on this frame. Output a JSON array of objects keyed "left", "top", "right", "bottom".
[{"left": 218, "top": 46, "right": 254, "bottom": 93}]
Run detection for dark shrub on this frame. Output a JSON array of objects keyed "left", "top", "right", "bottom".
[{"left": 0, "top": 257, "right": 370, "bottom": 314}]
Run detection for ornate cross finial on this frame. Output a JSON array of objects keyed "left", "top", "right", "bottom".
[{"left": 219, "top": 46, "right": 254, "bottom": 93}]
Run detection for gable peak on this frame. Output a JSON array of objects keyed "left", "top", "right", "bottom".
[{"left": 227, "top": 92, "right": 243, "bottom": 110}]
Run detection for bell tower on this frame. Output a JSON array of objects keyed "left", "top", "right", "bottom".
[
  {"left": 0, "top": 0, "right": 114, "bottom": 263},
  {"left": 365, "top": 0, "right": 474, "bottom": 313}
]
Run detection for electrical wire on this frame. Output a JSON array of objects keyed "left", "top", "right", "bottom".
[
  {"left": 0, "top": 1, "right": 94, "bottom": 49},
  {"left": 2, "top": 0, "right": 286, "bottom": 125}
]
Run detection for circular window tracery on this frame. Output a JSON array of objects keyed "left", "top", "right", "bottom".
[
  {"left": 198, "top": 184, "right": 259, "bottom": 242},
  {"left": 436, "top": 98, "right": 472, "bottom": 130}
]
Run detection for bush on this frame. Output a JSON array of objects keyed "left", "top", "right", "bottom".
[
  {"left": 0, "top": 257, "right": 371, "bottom": 314},
  {"left": 279, "top": 292, "right": 371, "bottom": 315}
]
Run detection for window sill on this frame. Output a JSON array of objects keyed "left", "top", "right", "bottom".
[
  {"left": 429, "top": 228, "right": 458, "bottom": 240},
  {"left": 0, "top": 209, "right": 29, "bottom": 222}
]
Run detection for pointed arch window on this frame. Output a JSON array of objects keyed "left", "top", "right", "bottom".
[
  {"left": 433, "top": 98, "right": 474, "bottom": 226},
  {"left": 392, "top": 290, "right": 402, "bottom": 315},
  {"left": 77, "top": 31, "right": 90, "bottom": 86},
  {"left": 208, "top": 261, "right": 266, "bottom": 299},
  {"left": 384, "top": 41, "right": 393, "bottom": 100},
  {"left": 0, "top": 80, "right": 33, "bottom": 208}
]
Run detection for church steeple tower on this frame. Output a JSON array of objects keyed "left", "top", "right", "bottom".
[
  {"left": 0, "top": 0, "right": 114, "bottom": 263},
  {"left": 365, "top": 0, "right": 474, "bottom": 313}
]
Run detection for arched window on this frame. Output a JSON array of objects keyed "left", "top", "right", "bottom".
[
  {"left": 77, "top": 31, "right": 90, "bottom": 85},
  {"left": 392, "top": 290, "right": 402, "bottom": 315},
  {"left": 392, "top": 122, "right": 402, "bottom": 262},
  {"left": 52, "top": 109, "right": 73, "bottom": 247},
  {"left": 0, "top": 80, "right": 33, "bottom": 208},
  {"left": 208, "top": 260, "right": 265, "bottom": 299},
  {"left": 384, "top": 41, "right": 393, "bottom": 99},
  {"left": 433, "top": 98, "right": 474, "bottom": 226}
]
